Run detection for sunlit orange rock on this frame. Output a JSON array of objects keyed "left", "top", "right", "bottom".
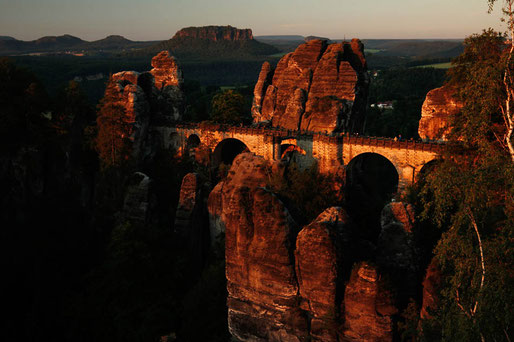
[
  {"left": 210, "top": 153, "right": 308, "bottom": 341},
  {"left": 295, "top": 207, "right": 351, "bottom": 342},
  {"left": 418, "top": 85, "right": 463, "bottom": 141},
  {"left": 252, "top": 39, "right": 369, "bottom": 133},
  {"left": 150, "top": 51, "right": 183, "bottom": 89},
  {"left": 342, "top": 262, "right": 397, "bottom": 342}
]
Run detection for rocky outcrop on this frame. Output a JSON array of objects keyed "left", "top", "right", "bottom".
[
  {"left": 251, "top": 62, "right": 273, "bottom": 123},
  {"left": 173, "top": 25, "right": 253, "bottom": 41},
  {"left": 295, "top": 207, "right": 351, "bottom": 342},
  {"left": 377, "top": 202, "right": 418, "bottom": 307},
  {"left": 122, "top": 172, "right": 152, "bottom": 223},
  {"left": 174, "top": 173, "right": 208, "bottom": 270},
  {"left": 418, "top": 85, "right": 463, "bottom": 141},
  {"left": 343, "top": 262, "right": 397, "bottom": 342},
  {"left": 420, "top": 258, "right": 442, "bottom": 320},
  {"left": 221, "top": 153, "right": 309, "bottom": 341},
  {"left": 174, "top": 173, "right": 200, "bottom": 236},
  {"left": 107, "top": 51, "right": 185, "bottom": 162},
  {"left": 150, "top": 51, "right": 183, "bottom": 89},
  {"left": 252, "top": 39, "right": 369, "bottom": 133}
]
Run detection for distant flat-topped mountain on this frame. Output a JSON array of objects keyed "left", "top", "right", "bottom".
[{"left": 138, "top": 25, "right": 279, "bottom": 59}]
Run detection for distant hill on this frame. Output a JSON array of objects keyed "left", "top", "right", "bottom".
[
  {"left": 0, "top": 34, "right": 158, "bottom": 56},
  {"left": 254, "top": 35, "right": 305, "bottom": 53},
  {"left": 79, "top": 35, "right": 157, "bottom": 52},
  {"left": 0, "top": 34, "right": 85, "bottom": 55},
  {"left": 136, "top": 26, "right": 279, "bottom": 59}
]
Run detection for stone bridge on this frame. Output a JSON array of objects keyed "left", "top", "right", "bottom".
[{"left": 154, "top": 123, "right": 443, "bottom": 192}]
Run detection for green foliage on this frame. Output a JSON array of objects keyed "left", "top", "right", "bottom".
[
  {"left": 210, "top": 89, "right": 250, "bottom": 124},
  {"left": 415, "top": 29, "right": 514, "bottom": 341},
  {"left": 267, "top": 162, "right": 342, "bottom": 224},
  {"left": 365, "top": 67, "right": 446, "bottom": 139}
]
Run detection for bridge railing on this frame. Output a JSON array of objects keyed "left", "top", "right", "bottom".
[{"left": 173, "top": 122, "right": 444, "bottom": 152}]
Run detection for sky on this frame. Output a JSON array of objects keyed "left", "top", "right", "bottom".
[{"left": 0, "top": 0, "right": 507, "bottom": 41}]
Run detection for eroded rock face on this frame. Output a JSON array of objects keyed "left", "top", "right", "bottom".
[
  {"left": 150, "top": 51, "right": 183, "bottom": 89},
  {"left": 251, "top": 61, "right": 273, "bottom": 123},
  {"left": 419, "top": 85, "right": 463, "bottom": 141},
  {"left": 343, "top": 262, "right": 397, "bottom": 342},
  {"left": 174, "top": 173, "right": 200, "bottom": 236},
  {"left": 221, "top": 154, "right": 309, "bottom": 341},
  {"left": 107, "top": 51, "right": 185, "bottom": 162},
  {"left": 252, "top": 39, "right": 369, "bottom": 133},
  {"left": 295, "top": 207, "right": 350, "bottom": 342}
]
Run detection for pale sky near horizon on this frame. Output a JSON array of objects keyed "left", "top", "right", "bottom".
[{"left": 0, "top": 0, "right": 507, "bottom": 41}]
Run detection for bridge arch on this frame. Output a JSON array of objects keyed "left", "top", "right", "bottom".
[
  {"left": 212, "top": 138, "right": 249, "bottom": 167},
  {"left": 346, "top": 152, "right": 399, "bottom": 198},
  {"left": 345, "top": 152, "right": 399, "bottom": 239}
]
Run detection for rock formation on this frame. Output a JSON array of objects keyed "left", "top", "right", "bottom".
[
  {"left": 418, "top": 85, "right": 463, "bottom": 141},
  {"left": 175, "top": 172, "right": 208, "bottom": 271},
  {"left": 150, "top": 51, "right": 183, "bottom": 89},
  {"left": 342, "top": 262, "right": 397, "bottom": 342},
  {"left": 295, "top": 207, "right": 351, "bottom": 342},
  {"left": 377, "top": 202, "right": 418, "bottom": 307},
  {"left": 107, "top": 51, "right": 185, "bottom": 162},
  {"left": 252, "top": 39, "right": 369, "bottom": 133},
  {"left": 146, "top": 26, "right": 278, "bottom": 58},
  {"left": 173, "top": 25, "right": 253, "bottom": 41},
  {"left": 214, "top": 155, "right": 412, "bottom": 341},
  {"left": 220, "top": 153, "right": 309, "bottom": 341}
]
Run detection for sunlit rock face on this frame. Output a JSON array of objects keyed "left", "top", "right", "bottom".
[
  {"left": 252, "top": 39, "right": 369, "bottom": 133},
  {"left": 221, "top": 153, "right": 309, "bottom": 341},
  {"left": 150, "top": 50, "right": 183, "bottom": 89},
  {"left": 295, "top": 207, "right": 351, "bottom": 342},
  {"left": 418, "top": 85, "right": 463, "bottom": 141},
  {"left": 342, "top": 262, "right": 397, "bottom": 342},
  {"left": 107, "top": 51, "right": 185, "bottom": 161}
]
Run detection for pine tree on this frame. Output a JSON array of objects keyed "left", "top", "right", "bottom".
[{"left": 96, "top": 77, "right": 132, "bottom": 168}]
